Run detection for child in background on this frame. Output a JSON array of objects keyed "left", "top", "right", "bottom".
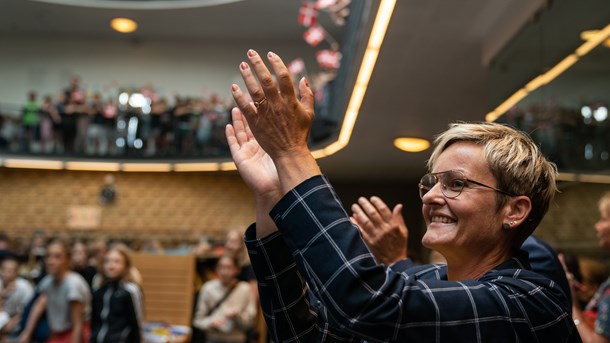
[
  {"left": 89, "top": 245, "right": 143, "bottom": 343},
  {"left": 19, "top": 239, "right": 91, "bottom": 343}
]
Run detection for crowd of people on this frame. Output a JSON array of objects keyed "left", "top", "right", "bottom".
[
  {"left": 0, "top": 227, "right": 262, "bottom": 343},
  {"left": 0, "top": 77, "right": 233, "bottom": 158}
]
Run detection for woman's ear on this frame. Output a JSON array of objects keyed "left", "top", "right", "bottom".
[{"left": 504, "top": 195, "right": 532, "bottom": 229}]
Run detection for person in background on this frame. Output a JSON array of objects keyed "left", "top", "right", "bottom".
[
  {"left": 71, "top": 242, "right": 96, "bottom": 290},
  {"left": 569, "top": 191, "right": 610, "bottom": 342},
  {"left": 19, "top": 239, "right": 91, "bottom": 343},
  {"left": 22, "top": 91, "right": 41, "bottom": 152},
  {"left": 39, "top": 95, "right": 61, "bottom": 154},
  {"left": 0, "top": 232, "right": 15, "bottom": 264},
  {"left": 192, "top": 255, "right": 256, "bottom": 343},
  {"left": 89, "top": 244, "right": 143, "bottom": 343},
  {"left": 223, "top": 230, "right": 254, "bottom": 284},
  {"left": 577, "top": 258, "right": 609, "bottom": 309},
  {"left": 0, "top": 256, "right": 34, "bottom": 339}
]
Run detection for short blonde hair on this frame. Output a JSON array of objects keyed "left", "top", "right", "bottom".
[{"left": 428, "top": 122, "right": 558, "bottom": 245}]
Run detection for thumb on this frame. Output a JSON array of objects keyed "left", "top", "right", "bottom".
[
  {"left": 299, "top": 77, "right": 314, "bottom": 112},
  {"left": 393, "top": 204, "right": 404, "bottom": 219}
]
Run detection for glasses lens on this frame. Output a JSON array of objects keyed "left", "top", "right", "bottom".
[
  {"left": 418, "top": 174, "right": 437, "bottom": 198},
  {"left": 440, "top": 170, "right": 466, "bottom": 198}
]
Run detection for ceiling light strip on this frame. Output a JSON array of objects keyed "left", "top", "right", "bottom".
[
  {"left": 311, "top": 0, "right": 396, "bottom": 158},
  {"left": 557, "top": 172, "right": 610, "bottom": 184},
  {"left": 121, "top": 163, "right": 172, "bottom": 172},
  {"left": 3, "top": 159, "right": 64, "bottom": 170},
  {"left": 486, "top": 22, "right": 610, "bottom": 123},
  {"left": 65, "top": 161, "right": 121, "bottom": 171}
]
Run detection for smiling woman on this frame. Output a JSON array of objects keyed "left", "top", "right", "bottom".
[{"left": 226, "top": 48, "right": 579, "bottom": 342}]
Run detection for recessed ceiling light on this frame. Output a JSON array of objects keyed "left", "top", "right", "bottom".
[
  {"left": 110, "top": 17, "right": 138, "bottom": 33},
  {"left": 393, "top": 137, "right": 430, "bottom": 152}
]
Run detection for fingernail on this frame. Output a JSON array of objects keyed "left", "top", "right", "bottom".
[
  {"left": 247, "top": 49, "right": 257, "bottom": 57},
  {"left": 240, "top": 62, "right": 249, "bottom": 70},
  {"left": 231, "top": 84, "right": 239, "bottom": 92},
  {"left": 303, "top": 77, "right": 309, "bottom": 87},
  {"left": 267, "top": 51, "right": 275, "bottom": 59}
]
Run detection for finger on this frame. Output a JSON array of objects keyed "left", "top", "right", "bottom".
[
  {"left": 246, "top": 49, "right": 279, "bottom": 103},
  {"left": 231, "top": 83, "right": 258, "bottom": 124},
  {"left": 370, "top": 196, "right": 392, "bottom": 222},
  {"left": 350, "top": 203, "right": 367, "bottom": 226},
  {"left": 392, "top": 204, "right": 404, "bottom": 221},
  {"left": 231, "top": 107, "right": 249, "bottom": 146},
  {"left": 225, "top": 124, "right": 240, "bottom": 158},
  {"left": 298, "top": 77, "right": 315, "bottom": 113},
  {"left": 267, "top": 51, "right": 296, "bottom": 101},
  {"left": 358, "top": 197, "right": 383, "bottom": 224}
]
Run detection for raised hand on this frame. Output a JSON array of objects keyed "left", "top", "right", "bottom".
[
  {"left": 231, "top": 49, "right": 320, "bottom": 193},
  {"left": 226, "top": 107, "right": 280, "bottom": 200},
  {"left": 226, "top": 107, "right": 281, "bottom": 238},
  {"left": 351, "top": 196, "right": 408, "bottom": 266}
]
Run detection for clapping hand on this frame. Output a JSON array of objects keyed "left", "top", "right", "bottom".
[{"left": 351, "top": 196, "right": 408, "bottom": 266}]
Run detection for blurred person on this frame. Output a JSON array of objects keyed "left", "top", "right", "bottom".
[
  {"left": 19, "top": 239, "right": 91, "bottom": 343},
  {"left": 192, "top": 255, "right": 256, "bottom": 343},
  {"left": 26, "top": 231, "right": 47, "bottom": 285},
  {"left": 52, "top": 92, "right": 67, "bottom": 154},
  {"left": 87, "top": 239, "right": 107, "bottom": 270},
  {"left": 89, "top": 245, "right": 143, "bottom": 343},
  {"left": 570, "top": 191, "right": 610, "bottom": 342},
  {"left": 22, "top": 91, "right": 41, "bottom": 152},
  {"left": 86, "top": 94, "right": 107, "bottom": 156},
  {"left": 226, "top": 50, "right": 578, "bottom": 341},
  {"left": 223, "top": 230, "right": 253, "bottom": 283},
  {"left": 577, "top": 258, "right": 609, "bottom": 309},
  {"left": 0, "top": 256, "right": 34, "bottom": 338},
  {"left": 149, "top": 98, "right": 167, "bottom": 156},
  {"left": 71, "top": 242, "right": 96, "bottom": 290},
  {"left": 101, "top": 98, "right": 118, "bottom": 156},
  {"left": 0, "top": 232, "right": 15, "bottom": 263},
  {"left": 39, "top": 96, "right": 61, "bottom": 154}
]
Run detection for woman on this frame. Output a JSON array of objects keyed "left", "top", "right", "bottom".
[
  {"left": 192, "top": 255, "right": 256, "bottom": 343},
  {"left": 19, "top": 239, "right": 90, "bottom": 343},
  {"left": 89, "top": 245, "right": 143, "bottom": 343},
  {"left": 571, "top": 191, "right": 610, "bottom": 342},
  {"left": 225, "top": 49, "right": 579, "bottom": 342}
]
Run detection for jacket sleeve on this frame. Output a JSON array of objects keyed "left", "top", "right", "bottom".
[{"left": 245, "top": 226, "right": 357, "bottom": 342}]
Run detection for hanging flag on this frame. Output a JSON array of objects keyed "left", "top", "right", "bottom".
[
  {"left": 288, "top": 58, "right": 306, "bottom": 75},
  {"left": 298, "top": 1, "right": 318, "bottom": 27},
  {"left": 316, "top": 0, "right": 337, "bottom": 9},
  {"left": 316, "top": 49, "right": 342, "bottom": 69},
  {"left": 303, "top": 25, "right": 326, "bottom": 47}
]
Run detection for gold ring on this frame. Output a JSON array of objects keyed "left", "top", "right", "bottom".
[{"left": 254, "top": 97, "right": 267, "bottom": 109}]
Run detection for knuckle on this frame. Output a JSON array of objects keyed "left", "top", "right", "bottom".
[
  {"left": 276, "top": 70, "right": 291, "bottom": 83},
  {"left": 260, "top": 76, "right": 275, "bottom": 88}
]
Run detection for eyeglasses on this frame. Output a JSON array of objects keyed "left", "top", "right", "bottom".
[{"left": 418, "top": 170, "right": 516, "bottom": 199}]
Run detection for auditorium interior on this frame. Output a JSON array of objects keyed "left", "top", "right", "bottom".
[{"left": 0, "top": 0, "right": 609, "bottom": 341}]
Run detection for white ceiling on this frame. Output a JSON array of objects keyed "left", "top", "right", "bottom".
[{"left": 1, "top": 0, "right": 607, "bottom": 181}]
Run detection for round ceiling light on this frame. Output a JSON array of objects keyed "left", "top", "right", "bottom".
[
  {"left": 110, "top": 17, "right": 138, "bottom": 33},
  {"left": 393, "top": 137, "right": 430, "bottom": 153}
]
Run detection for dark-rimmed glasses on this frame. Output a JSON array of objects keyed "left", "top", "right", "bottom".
[{"left": 418, "top": 170, "right": 516, "bottom": 199}]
